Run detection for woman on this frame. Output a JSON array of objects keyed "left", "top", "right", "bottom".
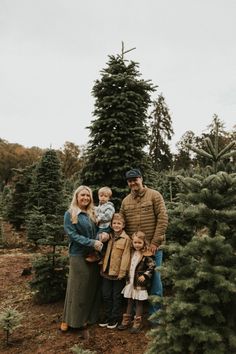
[{"left": 60, "top": 185, "right": 103, "bottom": 336}]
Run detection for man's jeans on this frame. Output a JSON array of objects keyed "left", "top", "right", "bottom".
[{"left": 149, "top": 249, "right": 163, "bottom": 315}]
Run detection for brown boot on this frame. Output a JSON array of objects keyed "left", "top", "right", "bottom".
[
  {"left": 118, "top": 313, "right": 132, "bottom": 330},
  {"left": 60, "top": 322, "right": 68, "bottom": 332},
  {"left": 129, "top": 315, "right": 143, "bottom": 334}
]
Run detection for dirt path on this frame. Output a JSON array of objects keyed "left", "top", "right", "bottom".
[{"left": 0, "top": 241, "right": 150, "bottom": 353}]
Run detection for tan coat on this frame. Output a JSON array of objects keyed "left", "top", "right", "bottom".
[
  {"left": 101, "top": 230, "right": 131, "bottom": 279},
  {"left": 120, "top": 187, "right": 168, "bottom": 247}
]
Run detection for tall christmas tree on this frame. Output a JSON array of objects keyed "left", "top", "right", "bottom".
[
  {"left": 81, "top": 43, "right": 155, "bottom": 207},
  {"left": 27, "top": 149, "right": 68, "bottom": 303},
  {"left": 146, "top": 123, "right": 236, "bottom": 354}
]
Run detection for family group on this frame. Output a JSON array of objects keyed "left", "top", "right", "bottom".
[{"left": 60, "top": 168, "right": 168, "bottom": 337}]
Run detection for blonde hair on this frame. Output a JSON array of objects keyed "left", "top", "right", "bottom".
[
  {"left": 69, "top": 185, "right": 96, "bottom": 224},
  {"left": 111, "top": 213, "right": 125, "bottom": 226},
  {"left": 131, "top": 231, "right": 148, "bottom": 252},
  {"left": 98, "top": 186, "right": 112, "bottom": 198}
]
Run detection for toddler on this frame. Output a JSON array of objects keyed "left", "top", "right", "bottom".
[{"left": 86, "top": 186, "right": 115, "bottom": 262}]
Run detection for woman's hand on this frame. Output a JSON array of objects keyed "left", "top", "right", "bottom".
[
  {"left": 94, "top": 240, "right": 103, "bottom": 252},
  {"left": 99, "top": 232, "right": 110, "bottom": 242}
]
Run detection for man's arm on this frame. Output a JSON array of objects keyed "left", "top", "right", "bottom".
[{"left": 151, "top": 191, "right": 168, "bottom": 251}]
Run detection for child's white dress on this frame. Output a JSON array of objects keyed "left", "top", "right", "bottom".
[{"left": 122, "top": 250, "right": 148, "bottom": 300}]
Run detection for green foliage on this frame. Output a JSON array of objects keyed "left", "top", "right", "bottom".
[
  {"left": 29, "top": 149, "right": 65, "bottom": 216},
  {"left": 146, "top": 235, "right": 236, "bottom": 354},
  {"left": 148, "top": 133, "right": 236, "bottom": 354},
  {"left": 71, "top": 345, "right": 97, "bottom": 354},
  {"left": 26, "top": 149, "right": 69, "bottom": 303},
  {"left": 0, "top": 306, "right": 23, "bottom": 345},
  {"left": 6, "top": 166, "right": 35, "bottom": 230},
  {"left": 187, "top": 115, "right": 236, "bottom": 173},
  {"left": 151, "top": 170, "right": 180, "bottom": 203},
  {"left": 0, "top": 185, "right": 12, "bottom": 221},
  {"left": 26, "top": 206, "right": 47, "bottom": 244},
  {"left": 30, "top": 254, "right": 68, "bottom": 304},
  {"left": 148, "top": 94, "right": 174, "bottom": 171},
  {"left": 174, "top": 130, "right": 197, "bottom": 170},
  {"left": 0, "top": 216, "right": 4, "bottom": 247},
  {"left": 175, "top": 172, "right": 236, "bottom": 245},
  {"left": 81, "top": 51, "right": 155, "bottom": 208}
]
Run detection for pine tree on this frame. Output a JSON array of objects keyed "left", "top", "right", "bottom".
[
  {"left": 6, "top": 166, "right": 35, "bottom": 230},
  {"left": 146, "top": 124, "right": 236, "bottom": 354},
  {"left": 29, "top": 149, "right": 65, "bottom": 217},
  {"left": 0, "top": 306, "right": 23, "bottom": 345},
  {"left": 27, "top": 149, "right": 68, "bottom": 303},
  {"left": 0, "top": 216, "right": 4, "bottom": 247},
  {"left": 148, "top": 93, "right": 174, "bottom": 171},
  {"left": 146, "top": 235, "right": 236, "bottom": 354},
  {"left": 174, "top": 130, "right": 197, "bottom": 170},
  {"left": 26, "top": 206, "right": 46, "bottom": 246},
  {"left": 189, "top": 115, "right": 236, "bottom": 173},
  {"left": 81, "top": 45, "right": 155, "bottom": 207}
]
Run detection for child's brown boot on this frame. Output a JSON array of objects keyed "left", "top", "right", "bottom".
[
  {"left": 118, "top": 313, "right": 132, "bottom": 330},
  {"left": 129, "top": 315, "right": 143, "bottom": 334}
]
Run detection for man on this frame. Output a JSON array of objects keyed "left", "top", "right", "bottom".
[{"left": 119, "top": 168, "right": 168, "bottom": 319}]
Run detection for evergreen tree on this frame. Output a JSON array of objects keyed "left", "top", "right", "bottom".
[
  {"left": 6, "top": 166, "right": 35, "bottom": 230},
  {"left": 0, "top": 306, "right": 23, "bottom": 345},
  {"left": 26, "top": 206, "right": 46, "bottom": 246},
  {"left": 147, "top": 127, "right": 236, "bottom": 354},
  {"left": 187, "top": 115, "right": 235, "bottom": 171},
  {"left": 174, "top": 130, "right": 197, "bottom": 170},
  {"left": 81, "top": 45, "right": 155, "bottom": 207},
  {"left": 148, "top": 93, "right": 174, "bottom": 171},
  {"left": 27, "top": 149, "right": 68, "bottom": 303},
  {"left": 146, "top": 235, "right": 236, "bottom": 354},
  {"left": 29, "top": 149, "right": 65, "bottom": 217},
  {"left": 0, "top": 216, "right": 4, "bottom": 247}
]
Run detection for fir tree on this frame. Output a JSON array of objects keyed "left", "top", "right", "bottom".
[
  {"left": 29, "top": 149, "right": 65, "bottom": 217},
  {"left": 188, "top": 116, "right": 236, "bottom": 173},
  {"left": 147, "top": 125, "right": 236, "bottom": 354},
  {"left": 26, "top": 206, "right": 46, "bottom": 246},
  {"left": 71, "top": 345, "right": 97, "bottom": 354},
  {"left": 148, "top": 93, "right": 174, "bottom": 171},
  {"left": 146, "top": 235, "right": 236, "bottom": 354},
  {"left": 27, "top": 149, "right": 68, "bottom": 303},
  {"left": 0, "top": 306, "right": 23, "bottom": 345},
  {"left": 6, "top": 166, "right": 35, "bottom": 230},
  {"left": 174, "top": 130, "right": 197, "bottom": 170},
  {"left": 0, "top": 216, "right": 4, "bottom": 247},
  {"left": 81, "top": 45, "right": 155, "bottom": 207}
]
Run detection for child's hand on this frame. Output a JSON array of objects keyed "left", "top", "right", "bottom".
[
  {"left": 99, "top": 232, "right": 109, "bottom": 242},
  {"left": 138, "top": 275, "right": 145, "bottom": 283}
]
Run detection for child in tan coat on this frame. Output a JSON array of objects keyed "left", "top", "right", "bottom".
[{"left": 99, "top": 213, "right": 131, "bottom": 329}]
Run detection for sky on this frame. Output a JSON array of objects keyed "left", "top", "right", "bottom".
[{"left": 1, "top": 0, "right": 236, "bottom": 152}]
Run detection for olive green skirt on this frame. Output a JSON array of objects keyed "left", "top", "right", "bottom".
[{"left": 62, "top": 256, "right": 101, "bottom": 328}]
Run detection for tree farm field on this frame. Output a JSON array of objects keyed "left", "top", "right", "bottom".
[{"left": 0, "top": 223, "right": 149, "bottom": 354}]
